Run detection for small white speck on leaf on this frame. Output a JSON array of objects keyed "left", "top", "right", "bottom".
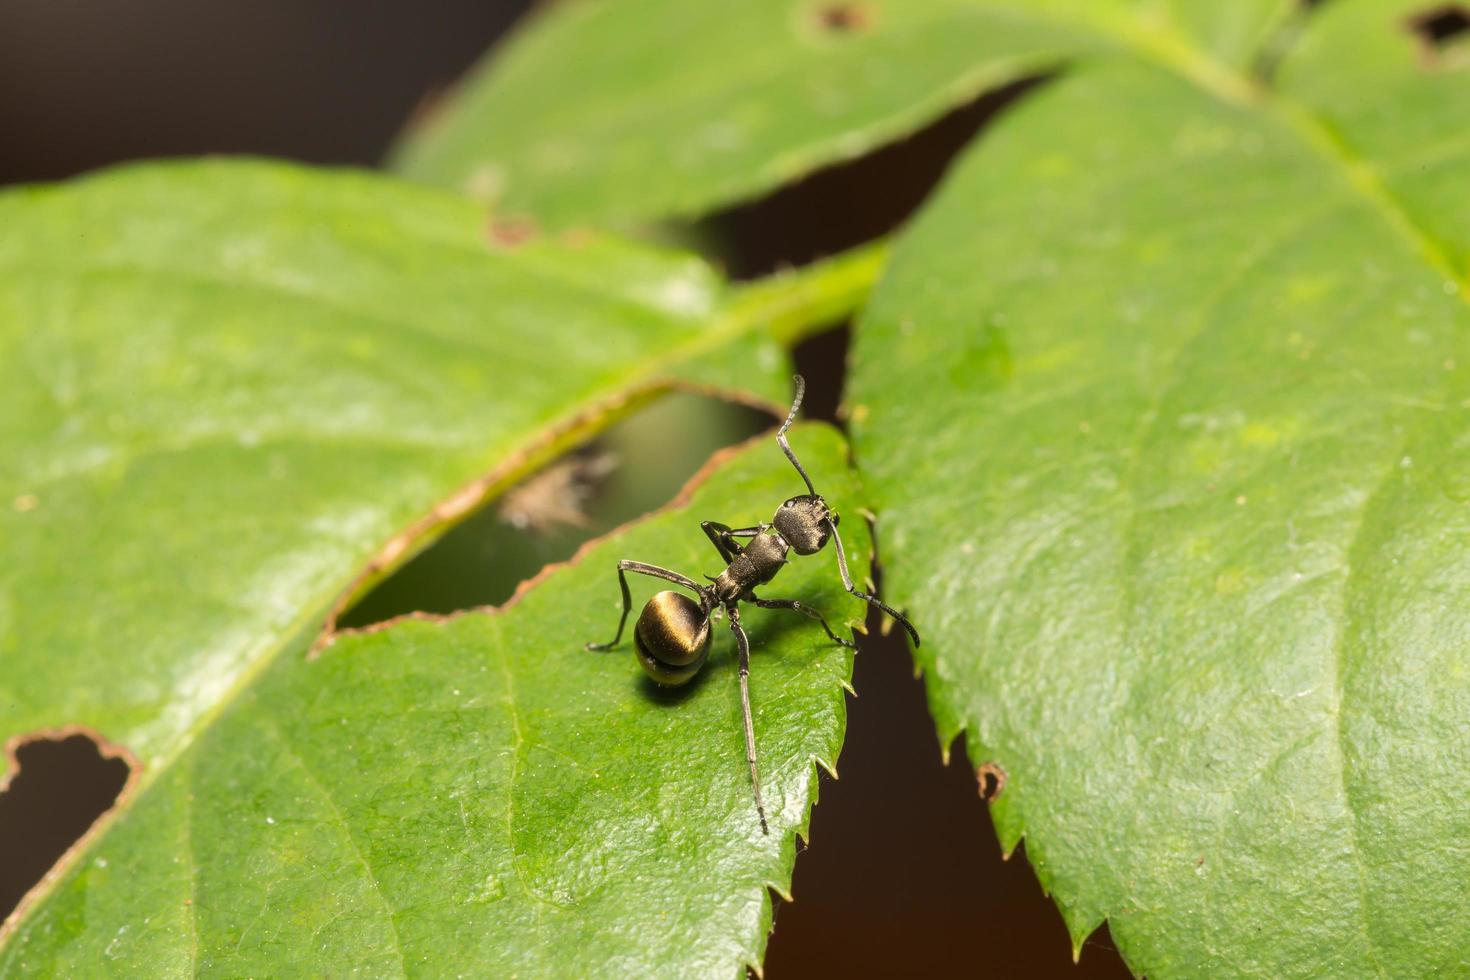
[
  {"left": 756, "top": 341, "right": 782, "bottom": 373},
  {"left": 656, "top": 275, "right": 711, "bottom": 317}
]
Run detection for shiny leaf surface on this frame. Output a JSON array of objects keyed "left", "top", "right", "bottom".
[{"left": 851, "top": 4, "right": 1470, "bottom": 975}]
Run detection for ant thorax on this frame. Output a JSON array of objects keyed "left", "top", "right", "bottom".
[{"left": 711, "top": 532, "right": 788, "bottom": 602}]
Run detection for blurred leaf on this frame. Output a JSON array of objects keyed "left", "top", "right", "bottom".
[
  {"left": 0, "top": 160, "right": 878, "bottom": 967},
  {"left": 851, "top": 5, "right": 1470, "bottom": 976},
  {"left": 2, "top": 425, "right": 867, "bottom": 976},
  {"left": 391, "top": 0, "right": 1295, "bottom": 228},
  {"left": 1276, "top": 0, "right": 1470, "bottom": 267}
]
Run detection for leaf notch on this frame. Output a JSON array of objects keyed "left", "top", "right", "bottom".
[
  {"left": 310, "top": 379, "right": 783, "bottom": 656},
  {"left": 322, "top": 422, "right": 787, "bottom": 650}
]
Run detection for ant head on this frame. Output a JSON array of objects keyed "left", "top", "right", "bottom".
[
  {"left": 773, "top": 495, "right": 833, "bottom": 555},
  {"left": 772, "top": 375, "right": 841, "bottom": 554}
]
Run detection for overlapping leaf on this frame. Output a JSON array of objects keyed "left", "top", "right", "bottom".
[
  {"left": 404, "top": 0, "right": 1470, "bottom": 971},
  {"left": 850, "top": 3, "right": 1470, "bottom": 975},
  {"left": 8, "top": 0, "right": 1466, "bottom": 975},
  {"left": 1, "top": 426, "right": 870, "bottom": 976},
  {"left": 391, "top": 0, "right": 1295, "bottom": 230}
]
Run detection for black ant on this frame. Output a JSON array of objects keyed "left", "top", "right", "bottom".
[{"left": 586, "top": 375, "right": 919, "bottom": 834}]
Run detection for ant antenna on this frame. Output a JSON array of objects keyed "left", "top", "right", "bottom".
[{"left": 777, "top": 375, "right": 817, "bottom": 496}]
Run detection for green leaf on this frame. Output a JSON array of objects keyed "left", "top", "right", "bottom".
[
  {"left": 0, "top": 158, "right": 867, "bottom": 766},
  {"left": 1, "top": 424, "right": 869, "bottom": 976},
  {"left": 0, "top": 159, "right": 880, "bottom": 967},
  {"left": 1276, "top": 0, "right": 1470, "bottom": 267},
  {"left": 851, "top": 5, "right": 1470, "bottom": 977},
  {"left": 390, "top": 0, "right": 1294, "bottom": 229}
]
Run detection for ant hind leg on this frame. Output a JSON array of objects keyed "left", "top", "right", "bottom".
[
  {"left": 585, "top": 560, "right": 702, "bottom": 651},
  {"left": 727, "top": 608, "right": 769, "bottom": 836}
]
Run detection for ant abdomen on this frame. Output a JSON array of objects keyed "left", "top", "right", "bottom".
[{"left": 635, "top": 590, "right": 711, "bottom": 686}]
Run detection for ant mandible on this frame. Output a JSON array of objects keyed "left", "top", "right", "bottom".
[{"left": 585, "top": 375, "right": 920, "bottom": 834}]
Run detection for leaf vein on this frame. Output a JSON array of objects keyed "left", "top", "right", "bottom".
[{"left": 257, "top": 713, "right": 408, "bottom": 977}]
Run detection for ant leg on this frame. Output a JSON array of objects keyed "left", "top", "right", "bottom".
[
  {"left": 826, "top": 519, "right": 921, "bottom": 647},
  {"left": 586, "top": 560, "right": 702, "bottom": 651},
  {"left": 728, "top": 607, "right": 769, "bottom": 836},
  {"left": 700, "top": 522, "right": 767, "bottom": 564},
  {"left": 701, "top": 522, "right": 738, "bottom": 564},
  {"left": 749, "top": 595, "right": 856, "bottom": 649}
]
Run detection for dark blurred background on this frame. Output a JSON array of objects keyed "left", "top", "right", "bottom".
[{"left": 0, "top": 3, "right": 1130, "bottom": 975}]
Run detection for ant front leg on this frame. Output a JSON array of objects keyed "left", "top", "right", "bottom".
[
  {"left": 826, "top": 520, "right": 921, "bottom": 647},
  {"left": 749, "top": 595, "right": 856, "bottom": 649},
  {"left": 727, "top": 606, "right": 769, "bottom": 835},
  {"left": 586, "top": 560, "right": 703, "bottom": 651},
  {"left": 700, "top": 521, "right": 766, "bottom": 564}
]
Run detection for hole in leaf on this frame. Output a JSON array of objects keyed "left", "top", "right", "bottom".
[
  {"left": 0, "top": 730, "right": 135, "bottom": 921},
  {"left": 1408, "top": 4, "right": 1470, "bottom": 48},
  {"left": 978, "top": 762, "right": 1008, "bottom": 802},
  {"left": 692, "top": 75, "right": 1049, "bottom": 280},
  {"left": 339, "top": 392, "right": 774, "bottom": 627},
  {"left": 812, "top": 2, "right": 874, "bottom": 34}
]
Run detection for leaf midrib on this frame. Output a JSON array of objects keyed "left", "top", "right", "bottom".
[
  {"left": 1047, "top": 3, "right": 1467, "bottom": 295},
  {"left": 257, "top": 713, "right": 409, "bottom": 976}
]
